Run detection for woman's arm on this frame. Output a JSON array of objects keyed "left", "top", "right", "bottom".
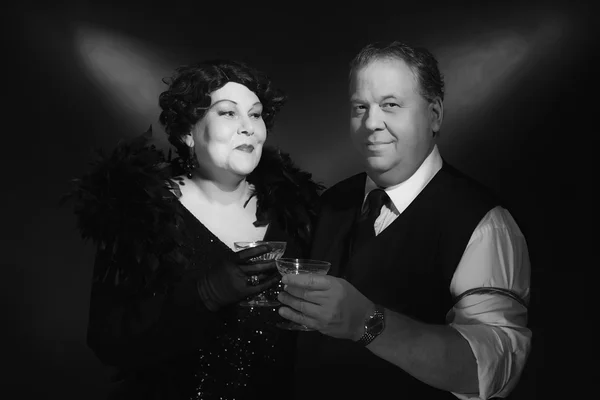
[{"left": 87, "top": 249, "right": 220, "bottom": 368}]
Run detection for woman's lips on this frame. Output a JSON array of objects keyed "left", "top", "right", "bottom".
[{"left": 235, "top": 144, "right": 255, "bottom": 152}]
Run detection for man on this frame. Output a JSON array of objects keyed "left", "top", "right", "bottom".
[{"left": 278, "top": 41, "right": 531, "bottom": 399}]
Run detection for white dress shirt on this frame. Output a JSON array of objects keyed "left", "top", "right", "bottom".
[{"left": 362, "top": 145, "right": 531, "bottom": 400}]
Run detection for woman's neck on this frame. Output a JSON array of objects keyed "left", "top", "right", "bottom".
[{"left": 189, "top": 172, "right": 250, "bottom": 206}]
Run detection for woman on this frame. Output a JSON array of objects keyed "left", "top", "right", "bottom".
[{"left": 65, "top": 60, "right": 323, "bottom": 399}]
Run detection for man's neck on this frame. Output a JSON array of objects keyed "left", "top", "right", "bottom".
[{"left": 366, "top": 145, "right": 436, "bottom": 189}]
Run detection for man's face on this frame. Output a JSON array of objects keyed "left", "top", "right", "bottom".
[{"left": 349, "top": 58, "right": 442, "bottom": 185}]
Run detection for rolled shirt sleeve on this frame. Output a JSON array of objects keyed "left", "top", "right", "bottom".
[{"left": 447, "top": 206, "right": 532, "bottom": 399}]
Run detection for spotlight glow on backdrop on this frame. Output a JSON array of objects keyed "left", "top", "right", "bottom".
[
  {"left": 434, "top": 14, "right": 568, "bottom": 155},
  {"left": 438, "top": 15, "right": 566, "bottom": 115},
  {"left": 72, "top": 14, "right": 569, "bottom": 183},
  {"left": 74, "top": 24, "right": 172, "bottom": 146}
]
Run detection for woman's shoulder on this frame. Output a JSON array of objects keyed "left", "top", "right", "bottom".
[
  {"left": 248, "top": 146, "right": 326, "bottom": 252},
  {"left": 61, "top": 129, "right": 197, "bottom": 291},
  {"left": 247, "top": 146, "right": 325, "bottom": 217},
  {"left": 62, "top": 128, "right": 185, "bottom": 246},
  {"left": 249, "top": 146, "right": 325, "bottom": 196}
]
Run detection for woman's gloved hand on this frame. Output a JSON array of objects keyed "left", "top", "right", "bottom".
[{"left": 197, "top": 244, "right": 280, "bottom": 311}]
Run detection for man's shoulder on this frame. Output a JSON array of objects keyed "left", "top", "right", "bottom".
[
  {"left": 437, "top": 162, "right": 500, "bottom": 201},
  {"left": 426, "top": 162, "right": 505, "bottom": 226},
  {"left": 321, "top": 172, "right": 366, "bottom": 202}
]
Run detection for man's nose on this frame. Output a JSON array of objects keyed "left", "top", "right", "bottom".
[{"left": 364, "top": 107, "right": 385, "bottom": 131}]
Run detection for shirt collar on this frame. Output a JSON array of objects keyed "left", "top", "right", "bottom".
[{"left": 363, "top": 145, "right": 443, "bottom": 214}]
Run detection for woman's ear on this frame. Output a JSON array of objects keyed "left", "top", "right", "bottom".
[{"left": 183, "top": 133, "right": 194, "bottom": 148}]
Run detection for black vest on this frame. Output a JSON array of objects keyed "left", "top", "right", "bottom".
[{"left": 293, "top": 163, "right": 499, "bottom": 399}]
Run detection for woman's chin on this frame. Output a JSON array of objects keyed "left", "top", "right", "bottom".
[
  {"left": 229, "top": 163, "right": 258, "bottom": 177},
  {"left": 228, "top": 155, "right": 260, "bottom": 176}
]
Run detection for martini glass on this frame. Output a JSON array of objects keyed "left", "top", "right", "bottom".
[
  {"left": 275, "top": 258, "right": 331, "bottom": 331},
  {"left": 233, "top": 241, "right": 287, "bottom": 307}
]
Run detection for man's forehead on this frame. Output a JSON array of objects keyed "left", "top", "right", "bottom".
[{"left": 349, "top": 59, "right": 419, "bottom": 99}]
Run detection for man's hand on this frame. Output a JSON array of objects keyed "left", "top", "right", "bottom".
[{"left": 278, "top": 274, "right": 374, "bottom": 340}]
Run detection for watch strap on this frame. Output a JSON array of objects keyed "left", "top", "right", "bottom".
[{"left": 356, "top": 305, "right": 385, "bottom": 346}]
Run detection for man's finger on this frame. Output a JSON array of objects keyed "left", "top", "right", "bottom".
[
  {"left": 281, "top": 273, "right": 332, "bottom": 290},
  {"left": 278, "top": 291, "right": 322, "bottom": 318},
  {"left": 283, "top": 286, "right": 326, "bottom": 305},
  {"left": 278, "top": 306, "right": 320, "bottom": 330}
]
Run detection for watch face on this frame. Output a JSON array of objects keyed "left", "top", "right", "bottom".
[{"left": 366, "top": 314, "right": 385, "bottom": 334}]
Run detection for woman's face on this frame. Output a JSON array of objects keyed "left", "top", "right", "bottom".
[{"left": 187, "top": 82, "right": 267, "bottom": 181}]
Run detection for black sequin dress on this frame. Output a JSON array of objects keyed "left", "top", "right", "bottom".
[
  {"left": 66, "top": 133, "right": 322, "bottom": 400},
  {"left": 180, "top": 203, "right": 301, "bottom": 400}
]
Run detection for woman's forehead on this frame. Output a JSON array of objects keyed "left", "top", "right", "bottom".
[{"left": 211, "top": 82, "right": 261, "bottom": 105}]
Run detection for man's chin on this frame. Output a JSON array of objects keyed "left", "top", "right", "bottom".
[{"left": 364, "top": 157, "right": 394, "bottom": 174}]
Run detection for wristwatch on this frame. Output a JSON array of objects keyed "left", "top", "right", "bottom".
[{"left": 356, "top": 305, "right": 386, "bottom": 346}]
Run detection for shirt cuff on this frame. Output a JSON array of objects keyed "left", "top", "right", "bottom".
[{"left": 449, "top": 323, "right": 530, "bottom": 400}]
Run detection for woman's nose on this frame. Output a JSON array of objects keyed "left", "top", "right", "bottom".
[{"left": 238, "top": 118, "right": 254, "bottom": 136}]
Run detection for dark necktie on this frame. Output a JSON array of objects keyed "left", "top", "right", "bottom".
[{"left": 352, "top": 188, "right": 390, "bottom": 254}]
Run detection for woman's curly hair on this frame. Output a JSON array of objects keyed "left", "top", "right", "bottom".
[{"left": 158, "top": 60, "right": 287, "bottom": 155}]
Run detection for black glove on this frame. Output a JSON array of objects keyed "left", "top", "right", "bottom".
[{"left": 197, "top": 244, "right": 280, "bottom": 311}]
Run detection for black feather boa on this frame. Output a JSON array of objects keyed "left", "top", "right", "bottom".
[{"left": 61, "top": 127, "right": 324, "bottom": 291}]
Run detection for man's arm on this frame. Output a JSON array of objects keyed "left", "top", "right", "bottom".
[
  {"left": 367, "top": 207, "right": 532, "bottom": 398},
  {"left": 446, "top": 207, "right": 532, "bottom": 399},
  {"left": 278, "top": 207, "right": 531, "bottom": 399},
  {"left": 365, "top": 307, "right": 479, "bottom": 393}
]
